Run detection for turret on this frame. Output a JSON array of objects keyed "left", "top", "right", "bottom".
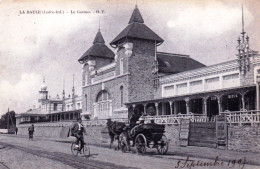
[
  {"left": 110, "top": 5, "right": 164, "bottom": 102},
  {"left": 38, "top": 77, "right": 48, "bottom": 108}
]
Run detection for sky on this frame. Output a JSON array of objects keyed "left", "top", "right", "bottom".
[{"left": 0, "top": 0, "right": 259, "bottom": 115}]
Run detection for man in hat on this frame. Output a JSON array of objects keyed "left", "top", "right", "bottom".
[
  {"left": 28, "top": 124, "right": 34, "bottom": 141},
  {"left": 71, "top": 118, "right": 86, "bottom": 150}
]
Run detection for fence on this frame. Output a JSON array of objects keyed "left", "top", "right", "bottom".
[
  {"left": 220, "top": 110, "right": 260, "bottom": 126},
  {"left": 143, "top": 114, "right": 210, "bottom": 125}
]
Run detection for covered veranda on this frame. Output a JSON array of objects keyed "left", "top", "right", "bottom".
[{"left": 125, "top": 86, "right": 256, "bottom": 120}]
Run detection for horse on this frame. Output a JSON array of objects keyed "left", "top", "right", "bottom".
[{"left": 106, "top": 119, "right": 126, "bottom": 150}]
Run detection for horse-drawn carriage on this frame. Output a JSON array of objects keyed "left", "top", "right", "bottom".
[{"left": 107, "top": 119, "right": 169, "bottom": 155}]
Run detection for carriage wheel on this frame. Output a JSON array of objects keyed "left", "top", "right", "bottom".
[
  {"left": 135, "top": 134, "right": 146, "bottom": 154},
  {"left": 157, "top": 134, "right": 168, "bottom": 155},
  {"left": 119, "top": 133, "right": 127, "bottom": 153}
]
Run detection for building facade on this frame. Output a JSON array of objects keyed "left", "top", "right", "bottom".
[
  {"left": 16, "top": 78, "right": 82, "bottom": 124},
  {"left": 79, "top": 5, "right": 259, "bottom": 120}
]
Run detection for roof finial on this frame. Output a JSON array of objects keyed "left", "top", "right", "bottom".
[
  {"left": 242, "top": 4, "right": 244, "bottom": 33},
  {"left": 241, "top": 4, "right": 246, "bottom": 41},
  {"left": 63, "top": 78, "right": 65, "bottom": 90},
  {"left": 73, "top": 74, "right": 74, "bottom": 87},
  {"left": 98, "top": 16, "right": 100, "bottom": 32},
  {"left": 43, "top": 76, "right": 45, "bottom": 83}
]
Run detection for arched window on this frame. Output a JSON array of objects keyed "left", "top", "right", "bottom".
[
  {"left": 96, "top": 90, "right": 110, "bottom": 102},
  {"left": 120, "top": 86, "right": 123, "bottom": 107},
  {"left": 94, "top": 90, "right": 111, "bottom": 119}
]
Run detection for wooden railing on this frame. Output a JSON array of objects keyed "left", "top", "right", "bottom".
[
  {"left": 143, "top": 114, "right": 210, "bottom": 125},
  {"left": 17, "top": 118, "right": 129, "bottom": 127},
  {"left": 220, "top": 110, "right": 260, "bottom": 126}
]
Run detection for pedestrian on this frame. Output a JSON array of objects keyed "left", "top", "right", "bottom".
[
  {"left": 15, "top": 127, "right": 18, "bottom": 135},
  {"left": 28, "top": 124, "right": 34, "bottom": 141}
]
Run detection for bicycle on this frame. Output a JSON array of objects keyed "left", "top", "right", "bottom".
[{"left": 71, "top": 140, "right": 90, "bottom": 158}]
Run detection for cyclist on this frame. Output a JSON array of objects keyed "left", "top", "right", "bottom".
[{"left": 71, "top": 118, "right": 86, "bottom": 151}]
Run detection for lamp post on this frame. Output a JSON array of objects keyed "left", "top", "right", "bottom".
[{"left": 256, "top": 75, "right": 260, "bottom": 110}]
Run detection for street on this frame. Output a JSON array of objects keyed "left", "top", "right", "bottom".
[{"left": 0, "top": 134, "right": 259, "bottom": 169}]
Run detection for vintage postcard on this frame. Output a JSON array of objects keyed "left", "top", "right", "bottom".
[{"left": 0, "top": 0, "right": 259, "bottom": 169}]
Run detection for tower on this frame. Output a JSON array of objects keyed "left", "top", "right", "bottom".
[
  {"left": 62, "top": 78, "right": 65, "bottom": 111},
  {"left": 78, "top": 24, "right": 115, "bottom": 114},
  {"left": 78, "top": 27, "right": 115, "bottom": 86},
  {"left": 110, "top": 5, "right": 164, "bottom": 102},
  {"left": 236, "top": 4, "right": 258, "bottom": 75},
  {"left": 38, "top": 77, "right": 48, "bottom": 108}
]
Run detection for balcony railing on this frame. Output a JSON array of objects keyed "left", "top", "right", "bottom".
[{"left": 220, "top": 110, "right": 260, "bottom": 126}]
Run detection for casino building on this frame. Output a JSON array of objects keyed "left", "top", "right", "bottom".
[
  {"left": 78, "top": 5, "right": 259, "bottom": 121},
  {"left": 15, "top": 78, "right": 82, "bottom": 124}
]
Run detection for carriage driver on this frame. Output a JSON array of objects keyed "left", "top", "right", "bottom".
[
  {"left": 124, "top": 109, "right": 142, "bottom": 150},
  {"left": 71, "top": 117, "right": 86, "bottom": 149}
]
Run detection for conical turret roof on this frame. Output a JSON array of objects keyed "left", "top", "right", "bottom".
[
  {"left": 110, "top": 6, "right": 163, "bottom": 47},
  {"left": 128, "top": 5, "right": 144, "bottom": 24},
  {"left": 78, "top": 30, "right": 114, "bottom": 63},
  {"left": 93, "top": 30, "right": 105, "bottom": 44}
]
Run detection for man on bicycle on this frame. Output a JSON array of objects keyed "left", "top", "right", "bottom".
[{"left": 71, "top": 118, "right": 86, "bottom": 150}]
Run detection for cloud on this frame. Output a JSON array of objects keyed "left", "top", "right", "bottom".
[
  {"left": 0, "top": 1, "right": 97, "bottom": 59},
  {"left": 0, "top": 72, "right": 41, "bottom": 115},
  {"left": 167, "top": 2, "right": 253, "bottom": 36}
]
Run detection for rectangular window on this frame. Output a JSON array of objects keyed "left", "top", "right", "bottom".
[
  {"left": 164, "top": 85, "right": 174, "bottom": 90},
  {"left": 223, "top": 73, "right": 239, "bottom": 80},
  {"left": 54, "top": 103, "right": 57, "bottom": 111},
  {"left": 190, "top": 80, "right": 202, "bottom": 86},
  {"left": 120, "top": 58, "right": 123, "bottom": 75},
  {"left": 206, "top": 77, "right": 219, "bottom": 83},
  {"left": 177, "top": 83, "right": 187, "bottom": 88}
]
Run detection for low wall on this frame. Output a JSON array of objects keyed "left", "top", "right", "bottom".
[
  {"left": 228, "top": 125, "right": 260, "bottom": 153},
  {"left": 17, "top": 123, "right": 181, "bottom": 146},
  {"left": 18, "top": 125, "right": 65, "bottom": 138},
  {"left": 165, "top": 124, "right": 180, "bottom": 146}
]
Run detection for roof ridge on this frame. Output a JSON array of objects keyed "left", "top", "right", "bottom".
[{"left": 157, "top": 51, "right": 190, "bottom": 58}]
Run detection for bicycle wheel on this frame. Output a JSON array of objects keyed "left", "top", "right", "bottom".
[
  {"left": 82, "top": 143, "right": 90, "bottom": 158},
  {"left": 71, "top": 142, "right": 79, "bottom": 156}
]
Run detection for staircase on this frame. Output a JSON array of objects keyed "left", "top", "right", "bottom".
[{"left": 188, "top": 122, "right": 216, "bottom": 148}]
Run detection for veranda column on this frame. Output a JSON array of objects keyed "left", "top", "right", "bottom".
[
  {"left": 203, "top": 97, "right": 207, "bottom": 116},
  {"left": 241, "top": 92, "right": 245, "bottom": 111},
  {"left": 217, "top": 95, "right": 223, "bottom": 113},
  {"left": 174, "top": 101, "right": 177, "bottom": 115},
  {"left": 155, "top": 103, "right": 159, "bottom": 116},
  {"left": 169, "top": 101, "right": 173, "bottom": 115},
  {"left": 162, "top": 102, "right": 166, "bottom": 115},
  {"left": 185, "top": 98, "right": 190, "bottom": 114}
]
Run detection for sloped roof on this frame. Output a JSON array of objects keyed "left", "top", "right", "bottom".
[
  {"left": 110, "top": 6, "right": 163, "bottom": 46},
  {"left": 21, "top": 108, "right": 48, "bottom": 116},
  {"left": 157, "top": 52, "right": 206, "bottom": 74},
  {"left": 78, "top": 30, "right": 115, "bottom": 62}
]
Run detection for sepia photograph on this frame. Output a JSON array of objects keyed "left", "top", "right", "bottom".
[{"left": 0, "top": 0, "right": 260, "bottom": 168}]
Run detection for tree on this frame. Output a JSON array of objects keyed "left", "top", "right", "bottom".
[{"left": 0, "top": 111, "right": 16, "bottom": 129}]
